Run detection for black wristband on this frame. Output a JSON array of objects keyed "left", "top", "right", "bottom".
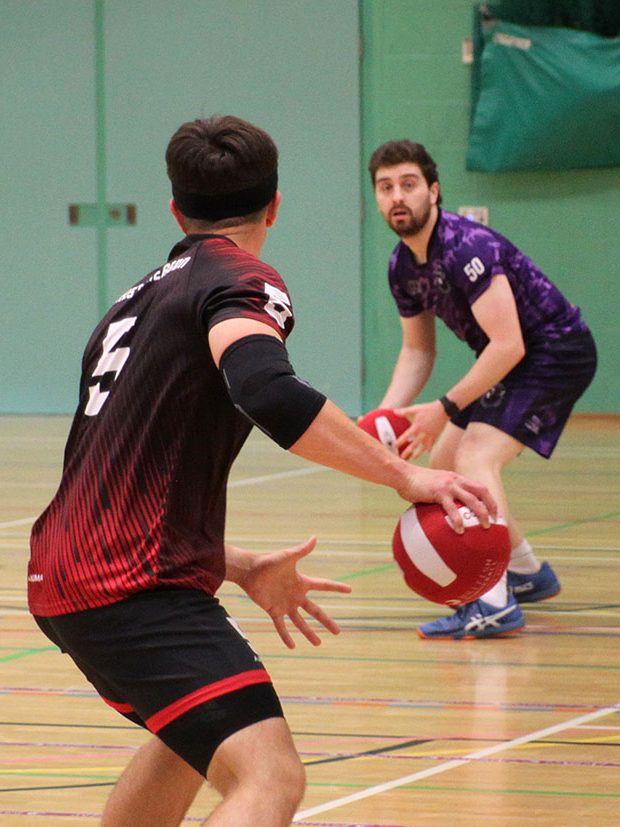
[{"left": 439, "top": 395, "right": 461, "bottom": 419}]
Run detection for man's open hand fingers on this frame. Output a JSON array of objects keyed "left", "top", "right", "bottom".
[
  {"left": 305, "top": 576, "right": 352, "bottom": 595},
  {"left": 302, "top": 598, "right": 342, "bottom": 636},
  {"left": 289, "top": 609, "right": 321, "bottom": 646}
]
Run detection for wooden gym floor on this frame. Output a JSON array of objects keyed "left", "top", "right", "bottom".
[{"left": 0, "top": 414, "right": 619, "bottom": 825}]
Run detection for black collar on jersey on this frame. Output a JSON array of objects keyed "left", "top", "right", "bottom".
[
  {"left": 172, "top": 171, "right": 278, "bottom": 221},
  {"left": 427, "top": 207, "right": 442, "bottom": 257},
  {"left": 167, "top": 233, "right": 235, "bottom": 261},
  {"left": 405, "top": 207, "right": 442, "bottom": 266}
]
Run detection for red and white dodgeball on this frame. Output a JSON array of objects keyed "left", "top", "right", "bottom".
[
  {"left": 358, "top": 408, "right": 410, "bottom": 455},
  {"left": 392, "top": 503, "right": 510, "bottom": 606}
]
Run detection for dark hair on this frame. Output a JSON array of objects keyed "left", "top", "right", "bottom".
[
  {"left": 368, "top": 140, "right": 442, "bottom": 205},
  {"left": 166, "top": 115, "right": 279, "bottom": 227}
]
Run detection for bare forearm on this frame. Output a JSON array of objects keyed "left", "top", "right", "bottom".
[
  {"left": 445, "top": 340, "right": 525, "bottom": 410},
  {"left": 290, "top": 399, "right": 496, "bottom": 525},
  {"left": 223, "top": 543, "right": 254, "bottom": 587},
  {"left": 289, "top": 400, "right": 416, "bottom": 497},
  {"left": 446, "top": 273, "right": 526, "bottom": 410},
  {"left": 381, "top": 347, "right": 434, "bottom": 408}
]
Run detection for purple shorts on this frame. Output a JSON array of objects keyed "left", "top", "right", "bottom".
[{"left": 452, "top": 330, "right": 597, "bottom": 458}]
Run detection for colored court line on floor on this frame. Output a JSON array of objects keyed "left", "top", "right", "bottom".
[
  {"left": 337, "top": 562, "right": 393, "bottom": 581},
  {"left": 292, "top": 703, "right": 620, "bottom": 820},
  {"left": 0, "top": 813, "right": 102, "bottom": 822},
  {"left": 303, "top": 737, "right": 430, "bottom": 767},
  {"left": 332, "top": 508, "right": 620, "bottom": 583},
  {"left": 301, "top": 746, "right": 620, "bottom": 769},
  {"left": 298, "top": 823, "right": 414, "bottom": 827},
  {"left": 304, "top": 780, "right": 620, "bottom": 799},
  {"left": 3, "top": 741, "right": 618, "bottom": 803},
  {"left": 0, "top": 769, "right": 121, "bottom": 782},
  {"left": 299, "top": 732, "right": 620, "bottom": 757},
  {"left": 286, "top": 695, "right": 608, "bottom": 712},
  {"left": 0, "top": 781, "right": 114, "bottom": 794},
  {"left": 0, "top": 813, "right": 206, "bottom": 824},
  {"left": 263, "top": 651, "right": 620, "bottom": 671},
  {"left": 0, "top": 647, "right": 55, "bottom": 664},
  {"left": 0, "top": 739, "right": 135, "bottom": 752},
  {"left": 0, "top": 517, "right": 36, "bottom": 529},
  {"left": 0, "top": 686, "right": 613, "bottom": 715},
  {"left": 0, "top": 687, "right": 96, "bottom": 698},
  {"left": 415, "top": 784, "right": 620, "bottom": 798},
  {"left": 1, "top": 686, "right": 618, "bottom": 715},
  {"left": 0, "top": 720, "right": 134, "bottom": 732},
  {"left": 527, "top": 509, "right": 620, "bottom": 537},
  {"left": 0, "top": 467, "right": 328, "bottom": 534}
]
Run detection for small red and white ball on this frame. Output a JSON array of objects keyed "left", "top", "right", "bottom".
[
  {"left": 392, "top": 503, "right": 510, "bottom": 606},
  {"left": 358, "top": 408, "right": 410, "bottom": 455}
]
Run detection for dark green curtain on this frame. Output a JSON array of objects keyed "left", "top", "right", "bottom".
[
  {"left": 481, "top": 0, "right": 620, "bottom": 37},
  {"left": 467, "top": 8, "right": 620, "bottom": 171}
]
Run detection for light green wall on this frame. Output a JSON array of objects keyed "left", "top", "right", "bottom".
[
  {"left": 2, "top": 0, "right": 361, "bottom": 414},
  {"left": 4, "top": 1, "right": 618, "bottom": 417},
  {"left": 2, "top": 2, "right": 99, "bottom": 413},
  {"left": 361, "top": 0, "right": 619, "bottom": 412}
]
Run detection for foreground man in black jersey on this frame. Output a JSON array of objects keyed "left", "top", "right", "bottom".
[{"left": 28, "top": 116, "right": 495, "bottom": 826}]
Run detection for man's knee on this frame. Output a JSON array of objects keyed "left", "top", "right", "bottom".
[
  {"left": 253, "top": 745, "right": 305, "bottom": 808},
  {"left": 453, "top": 438, "right": 496, "bottom": 477},
  {"left": 208, "top": 718, "right": 305, "bottom": 805},
  {"left": 276, "top": 753, "right": 306, "bottom": 811},
  {"left": 430, "top": 422, "right": 463, "bottom": 470},
  {"left": 454, "top": 424, "right": 523, "bottom": 475}
]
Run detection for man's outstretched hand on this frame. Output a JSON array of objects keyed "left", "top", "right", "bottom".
[{"left": 225, "top": 537, "right": 352, "bottom": 649}]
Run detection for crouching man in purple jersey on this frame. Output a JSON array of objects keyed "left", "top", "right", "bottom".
[
  {"left": 368, "top": 140, "right": 597, "bottom": 641},
  {"left": 28, "top": 118, "right": 495, "bottom": 827}
]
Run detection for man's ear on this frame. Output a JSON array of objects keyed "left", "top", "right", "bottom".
[
  {"left": 265, "top": 191, "right": 282, "bottom": 228},
  {"left": 430, "top": 182, "right": 440, "bottom": 206},
  {"left": 169, "top": 198, "right": 188, "bottom": 233}
]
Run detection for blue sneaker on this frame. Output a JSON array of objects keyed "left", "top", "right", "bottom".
[
  {"left": 507, "top": 561, "right": 560, "bottom": 604},
  {"left": 417, "top": 594, "right": 525, "bottom": 640}
]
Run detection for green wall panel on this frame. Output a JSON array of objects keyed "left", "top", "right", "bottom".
[
  {"left": 2, "top": 0, "right": 361, "bottom": 415},
  {"left": 1, "top": 1, "right": 98, "bottom": 412},
  {"left": 103, "top": 0, "right": 361, "bottom": 413}
]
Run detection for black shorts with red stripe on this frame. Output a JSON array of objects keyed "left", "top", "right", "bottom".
[{"left": 34, "top": 588, "right": 284, "bottom": 775}]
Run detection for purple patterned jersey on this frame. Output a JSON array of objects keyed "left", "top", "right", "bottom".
[{"left": 388, "top": 210, "right": 588, "bottom": 354}]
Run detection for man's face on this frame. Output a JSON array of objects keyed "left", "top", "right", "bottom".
[{"left": 374, "top": 163, "right": 438, "bottom": 238}]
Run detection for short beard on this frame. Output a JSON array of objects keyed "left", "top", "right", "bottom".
[{"left": 388, "top": 203, "right": 432, "bottom": 238}]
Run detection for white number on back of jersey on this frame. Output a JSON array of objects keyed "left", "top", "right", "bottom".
[
  {"left": 85, "top": 317, "right": 138, "bottom": 417},
  {"left": 263, "top": 283, "right": 292, "bottom": 329}
]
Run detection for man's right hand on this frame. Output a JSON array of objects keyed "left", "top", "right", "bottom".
[{"left": 397, "top": 465, "right": 496, "bottom": 533}]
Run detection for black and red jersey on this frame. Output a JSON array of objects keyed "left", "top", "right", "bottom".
[{"left": 28, "top": 234, "right": 295, "bottom": 616}]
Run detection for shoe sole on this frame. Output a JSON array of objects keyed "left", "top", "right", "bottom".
[
  {"left": 513, "top": 586, "right": 561, "bottom": 605},
  {"left": 417, "top": 624, "right": 524, "bottom": 641}
]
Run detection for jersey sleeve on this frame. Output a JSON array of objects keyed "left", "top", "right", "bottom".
[
  {"left": 196, "top": 244, "right": 295, "bottom": 339},
  {"left": 451, "top": 226, "right": 505, "bottom": 305}
]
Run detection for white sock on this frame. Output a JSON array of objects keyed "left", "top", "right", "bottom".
[
  {"left": 509, "top": 539, "right": 541, "bottom": 575},
  {"left": 479, "top": 572, "right": 507, "bottom": 608}
]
